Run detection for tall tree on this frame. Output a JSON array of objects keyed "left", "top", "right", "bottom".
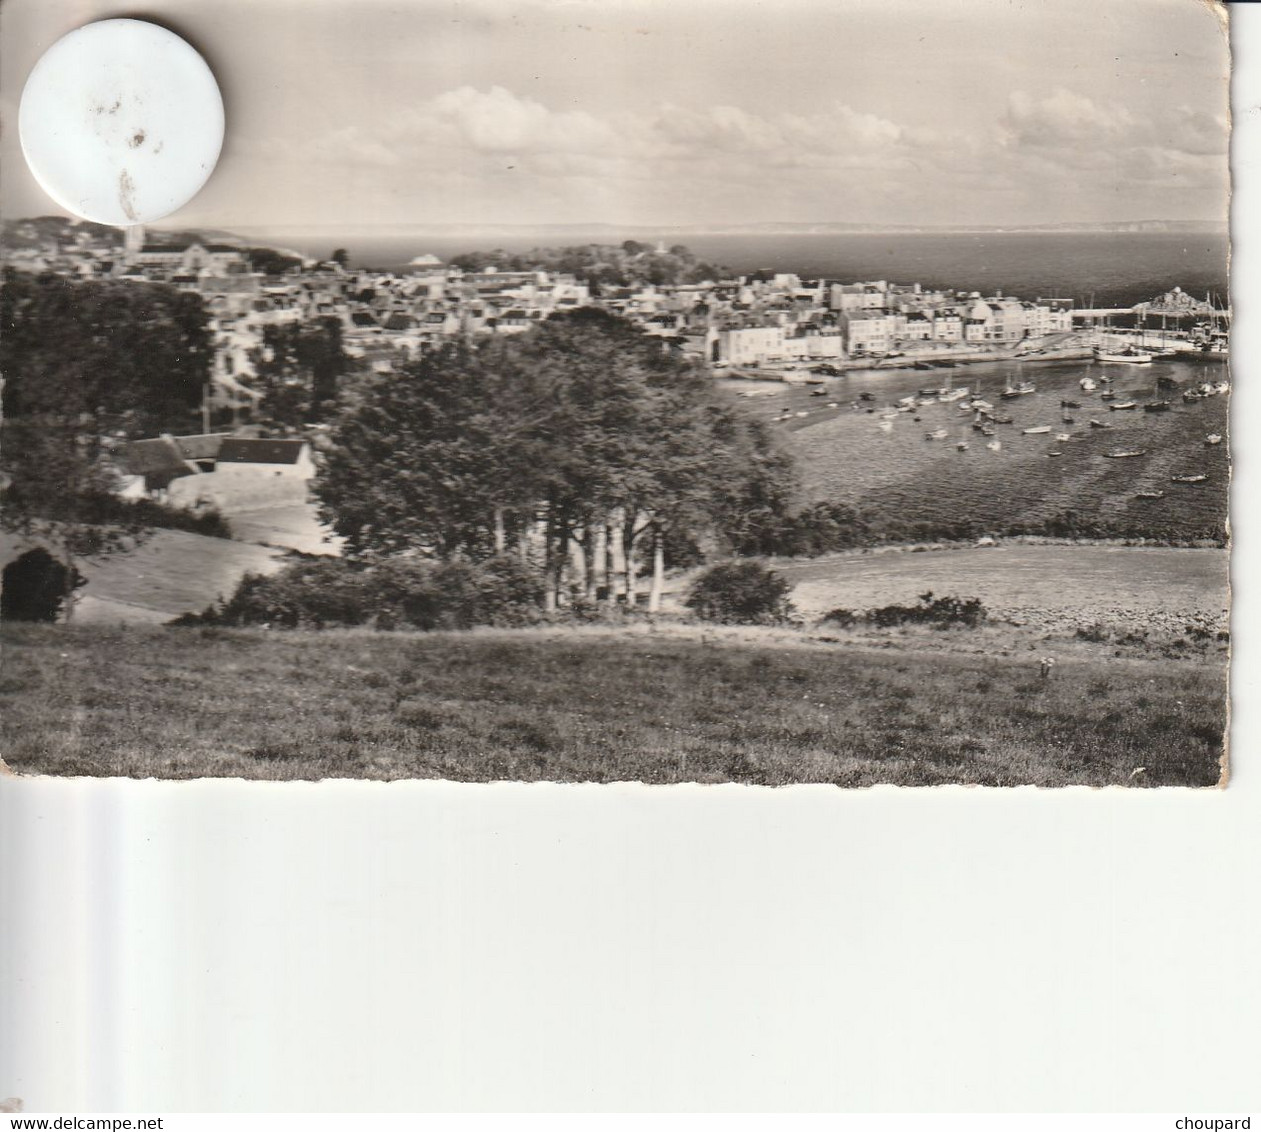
[
  {"left": 314, "top": 309, "right": 795, "bottom": 611},
  {"left": 1, "top": 270, "right": 213, "bottom": 619},
  {"left": 251, "top": 317, "right": 350, "bottom": 428}
]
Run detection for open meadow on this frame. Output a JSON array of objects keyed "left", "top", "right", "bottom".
[{"left": 0, "top": 620, "right": 1226, "bottom": 787}]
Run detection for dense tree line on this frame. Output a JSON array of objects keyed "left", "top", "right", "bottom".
[
  {"left": 448, "top": 241, "right": 728, "bottom": 290},
  {"left": 0, "top": 270, "right": 214, "bottom": 616},
  {"left": 315, "top": 309, "right": 794, "bottom": 611}
]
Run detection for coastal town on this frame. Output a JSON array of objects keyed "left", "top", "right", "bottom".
[{"left": 2, "top": 217, "right": 1229, "bottom": 433}]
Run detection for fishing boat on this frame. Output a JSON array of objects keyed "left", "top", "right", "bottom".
[
  {"left": 1171, "top": 473, "right": 1209, "bottom": 484},
  {"left": 1103, "top": 449, "right": 1147, "bottom": 458},
  {"left": 1079, "top": 377, "right": 1098, "bottom": 392},
  {"left": 1206, "top": 434, "right": 1223, "bottom": 446},
  {"left": 1094, "top": 345, "right": 1153, "bottom": 364},
  {"left": 1108, "top": 401, "right": 1138, "bottom": 411},
  {"left": 1143, "top": 401, "right": 1172, "bottom": 412},
  {"left": 1022, "top": 425, "right": 1052, "bottom": 435},
  {"left": 1001, "top": 380, "right": 1036, "bottom": 399},
  {"left": 1135, "top": 490, "right": 1165, "bottom": 499}
]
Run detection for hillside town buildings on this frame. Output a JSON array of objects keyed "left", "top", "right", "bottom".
[{"left": 4, "top": 218, "right": 1081, "bottom": 415}]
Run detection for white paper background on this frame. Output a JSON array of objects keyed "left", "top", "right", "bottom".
[{"left": 1, "top": 1, "right": 1258, "bottom": 1114}]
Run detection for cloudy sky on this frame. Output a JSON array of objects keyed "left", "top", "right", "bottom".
[{"left": 0, "top": 0, "right": 1231, "bottom": 231}]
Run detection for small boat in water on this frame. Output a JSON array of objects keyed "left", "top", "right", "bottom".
[
  {"left": 1143, "top": 401, "right": 1172, "bottom": 412},
  {"left": 1088, "top": 419, "right": 1111, "bottom": 429},
  {"left": 1100, "top": 390, "right": 1118, "bottom": 401},
  {"left": 1109, "top": 401, "right": 1138, "bottom": 411},
  {"left": 1060, "top": 399, "right": 1082, "bottom": 409},
  {"left": 1206, "top": 434, "right": 1223, "bottom": 446},
  {"left": 1001, "top": 381, "right": 1037, "bottom": 399},
  {"left": 1047, "top": 450, "right": 1063, "bottom": 457},
  {"left": 925, "top": 428, "right": 948, "bottom": 440},
  {"left": 1022, "top": 425, "right": 1052, "bottom": 435},
  {"left": 1135, "top": 490, "right": 1165, "bottom": 499},
  {"left": 1104, "top": 449, "right": 1147, "bottom": 458},
  {"left": 1080, "top": 377, "right": 1098, "bottom": 392},
  {"left": 989, "top": 413, "right": 1014, "bottom": 424},
  {"left": 1095, "top": 346, "right": 1154, "bottom": 364},
  {"left": 938, "top": 386, "right": 970, "bottom": 403},
  {"left": 1056, "top": 432, "right": 1073, "bottom": 442},
  {"left": 985, "top": 440, "right": 1002, "bottom": 453},
  {"left": 1171, "top": 473, "right": 1209, "bottom": 484}
]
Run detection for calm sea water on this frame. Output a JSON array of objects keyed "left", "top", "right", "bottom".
[{"left": 250, "top": 230, "right": 1228, "bottom": 310}]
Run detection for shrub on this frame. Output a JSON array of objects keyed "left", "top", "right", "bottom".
[
  {"left": 866, "top": 591, "right": 987, "bottom": 629},
  {"left": 820, "top": 607, "right": 859, "bottom": 628},
  {"left": 177, "top": 553, "right": 546, "bottom": 631},
  {"left": 1, "top": 548, "right": 87, "bottom": 622},
  {"left": 685, "top": 560, "right": 795, "bottom": 624}
]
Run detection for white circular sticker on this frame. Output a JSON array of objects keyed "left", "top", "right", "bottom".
[{"left": 18, "top": 19, "right": 224, "bottom": 227}]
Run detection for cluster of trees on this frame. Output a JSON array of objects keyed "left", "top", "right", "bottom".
[
  {"left": 315, "top": 309, "right": 795, "bottom": 611},
  {"left": 243, "top": 246, "right": 305, "bottom": 276},
  {"left": 0, "top": 270, "right": 214, "bottom": 617},
  {"left": 447, "top": 241, "right": 728, "bottom": 291},
  {"left": 250, "top": 317, "right": 352, "bottom": 428}
]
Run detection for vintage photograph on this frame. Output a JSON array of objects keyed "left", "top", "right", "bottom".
[{"left": 0, "top": 0, "right": 1232, "bottom": 785}]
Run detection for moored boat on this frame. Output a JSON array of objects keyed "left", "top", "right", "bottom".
[
  {"left": 1001, "top": 380, "right": 1036, "bottom": 399},
  {"left": 1108, "top": 401, "right": 1138, "bottom": 411},
  {"left": 1103, "top": 448, "right": 1147, "bottom": 458},
  {"left": 1206, "top": 434, "right": 1223, "bottom": 446},
  {"left": 1022, "top": 425, "right": 1052, "bottom": 435},
  {"left": 1143, "top": 401, "right": 1172, "bottom": 412},
  {"left": 1171, "top": 473, "right": 1208, "bottom": 484},
  {"left": 1135, "top": 490, "right": 1165, "bottom": 499},
  {"left": 1094, "top": 345, "right": 1153, "bottom": 364}
]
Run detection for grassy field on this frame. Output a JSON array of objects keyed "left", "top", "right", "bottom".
[
  {"left": 0, "top": 529, "right": 285, "bottom": 625},
  {"left": 731, "top": 355, "right": 1231, "bottom": 539},
  {"left": 0, "top": 622, "right": 1226, "bottom": 787},
  {"left": 775, "top": 543, "right": 1228, "bottom": 632}
]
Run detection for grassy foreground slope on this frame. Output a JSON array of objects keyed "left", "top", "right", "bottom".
[{"left": 0, "top": 624, "right": 1225, "bottom": 787}]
